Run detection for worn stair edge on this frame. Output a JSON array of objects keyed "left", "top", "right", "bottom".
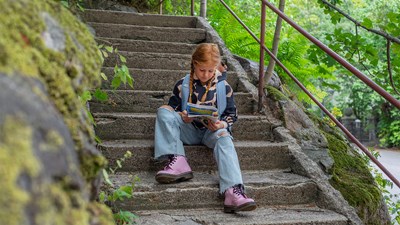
[
  {"left": 93, "top": 113, "right": 275, "bottom": 141},
  {"left": 134, "top": 206, "right": 348, "bottom": 225},
  {"left": 82, "top": 9, "right": 198, "bottom": 28},
  {"left": 100, "top": 68, "right": 242, "bottom": 92},
  {"left": 98, "top": 139, "right": 292, "bottom": 171},
  {"left": 111, "top": 171, "right": 318, "bottom": 210},
  {"left": 89, "top": 90, "right": 256, "bottom": 114},
  {"left": 88, "top": 22, "right": 206, "bottom": 43},
  {"left": 104, "top": 51, "right": 192, "bottom": 69},
  {"left": 97, "top": 38, "right": 197, "bottom": 54}
]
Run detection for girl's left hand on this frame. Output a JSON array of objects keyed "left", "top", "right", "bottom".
[{"left": 205, "top": 120, "right": 225, "bottom": 132}]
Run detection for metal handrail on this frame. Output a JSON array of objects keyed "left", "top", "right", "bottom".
[{"left": 216, "top": 0, "right": 400, "bottom": 189}]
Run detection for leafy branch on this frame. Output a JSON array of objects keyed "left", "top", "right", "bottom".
[
  {"left": 320, "top": 0, "right": 400, "bottom": 44},
  {"left": 99, "top": 150, "right": 140, "bottom": 225},
  {"left": 320, "top": 0, "right": 400, "bottom": 94}
]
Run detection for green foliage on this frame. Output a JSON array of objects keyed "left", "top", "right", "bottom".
[
  {"left": 98, "top": 44, "right": 134, "bottom": 90},
  {"left": 378, "top": 109, "right": 400, "bottom": 147},
  {"left": 99, "top": 150, "right": 140, "bottom": 225},
  {"left": 312, "top": 0, "right": 400, "bottom": 147},
  {"left": 207, "top": 1, "right": 338, "bottom": 104},
  {"left": 59, "top": 0, "right": 85, "bottom": 11},
  {"left": 362, "top": 148, "right": 400, "bottom": 224}
]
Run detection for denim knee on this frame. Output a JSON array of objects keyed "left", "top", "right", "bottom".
[{"left": 157, "top": 106, "right": 176, "bottom": 123}]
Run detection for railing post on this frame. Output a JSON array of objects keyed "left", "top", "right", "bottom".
[
  {"left": 258, "top": 2, "right": 266, "bottom": 112},
  {"left": 159, "top": 0, "right": 163, "bottom": 15},
  {"left": 191, "top": 0, "right": 195, "bottom": 16},
  {"left": 200, "top": 0, "right": 207, "bottom": 18}
]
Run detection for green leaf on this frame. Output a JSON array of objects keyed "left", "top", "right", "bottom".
[
  {"left": 93, "top": 89, "right": 108, "bottom": 102},
  {"left": 80, "top": 90, "right": 92, "bottom": 102},
  {"left": 119, "top": 54, "right": 127, "bottom": 63},
  {"left": 119, "top": 185, "right": 133, "bottom": 195},
  {"left": 105, "top": 46, "right": 113, "bottom": 53},
  {"left": 113, "top": 189, "right": 131, "bottom": 201},
  {"left": 113, "top": 210, "right": 138, "bottom": 224},
  {"left": 99, "top": 191, "right": 106, "bottom": 202},
  {"left": 127, "top": 75, "right": 134, "bottom": 89},
  {"left": 60, "top": 0, "right": 69, "bottom": 8},
  {"left": 117, "top": 160, "right": 122, "bottom": 168},
  {"left": 114, "top": 65, "right": 119, "bottom": 74},
  {"left": 111, "top": 76, "right": 121, "bottom": 89},
  {"left": 102, "top": 169, "right": 112, "bottom": 186},
  {"left": 361, "top": 18, "right": 373, "bottom": 29},
  {"left": 100, "top": 72, "right": 108, "bottom": 81},
  {"left": 86, "top": 109, "right": 95, "bottom": 125},
  {"left": 95, "top": 135, "right": 102, "bottom": 144},
  {"left": 120, "top": 70, "right": 127, "bottom": 84},
  {"left": 102, "top": 50, "right": 108, "bottom": 58}
]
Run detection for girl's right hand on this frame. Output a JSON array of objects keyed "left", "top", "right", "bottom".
[{"left": 179, "top": 110, "right": 194, "bottom": 123}]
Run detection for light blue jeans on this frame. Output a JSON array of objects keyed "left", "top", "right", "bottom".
[{"left": 154, "top": 106, "right": 243, "bottom": 193}]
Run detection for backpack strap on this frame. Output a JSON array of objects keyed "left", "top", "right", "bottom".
[
  {"left": 216, "top": 80, "right": 227, "bottom": 118},
  {"left": 181, "top": 74, "right": 227, "bottom": 118},
  {"left": 181, "top": 74, "right": 190, "bottom": 112}
]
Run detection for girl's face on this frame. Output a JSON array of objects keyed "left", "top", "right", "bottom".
[{"left": 194, "top": 61, "right": 218, "bottom": 84}]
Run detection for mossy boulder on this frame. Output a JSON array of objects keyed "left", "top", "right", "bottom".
[{"left": 0, "top": 0, "right": 113, "bottom": 224}]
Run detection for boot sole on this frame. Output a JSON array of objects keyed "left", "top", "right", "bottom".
[
  {"left": 155, "top": 172, "right": 194, "bottom": 184},
  {"left": 223, "top": 202, "right": 257, "bottom": 213}
]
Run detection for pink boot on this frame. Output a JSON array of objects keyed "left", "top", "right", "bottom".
[
  {"left": 224, "top": 184, "right": 256, "bottom": 213},
  {"left": 155, "top": 155, "right": 193, "bottom": 184}
]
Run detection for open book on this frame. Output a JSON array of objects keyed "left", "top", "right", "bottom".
[{"left": 186, "top": 103, "right": 219, "bottom": 123}]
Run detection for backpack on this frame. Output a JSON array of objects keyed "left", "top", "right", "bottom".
[{"left": 181, "top": 74, "right": 227, "bottom": 119}]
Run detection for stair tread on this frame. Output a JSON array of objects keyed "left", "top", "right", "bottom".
[
  {"left": 88, "top": 21, "right": 204, "bottom": 31},
  {"left": 93, "top": 112, "right": 264, "bottom": 119},
  {"left": 93, "top": 90, "right": 251, "bottom": 96},
  {"left": 83, "top": 9, "right": 198, "bottom": 28},
  {"left": 99, "top": 139, "right": 287, "bottom": 148},
  {"left": 134, "top": 205, "right": 348, "bottom": 225},
  {"left": 97, "top": 37, "right": 197, "bottom": 54},
  {"left": 110, "top": 170, "right": 314, "bottom": 191}
]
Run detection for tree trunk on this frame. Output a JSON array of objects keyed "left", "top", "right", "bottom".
[{"left": 265, "top": 0, "right": 285, "bottom": 85}]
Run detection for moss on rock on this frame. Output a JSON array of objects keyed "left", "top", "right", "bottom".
[
  {"left": 0, "top": 0, "right": 114, "bottom": 224},
  {"left": 0, "top": 0, "right": 106, "bottom": 182},
  {"left": 0, "top": 117, "right": 41, "bottom": 225},
  {"left": 323, "top": 131, "right": 387, "bottom": 225}
]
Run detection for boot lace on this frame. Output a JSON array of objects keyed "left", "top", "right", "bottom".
[
  {"left": 164, "top": 155, "right": 178, "bottom": 169},
  {"left": 232, "top": 184, "right": 247, "bottom": 198}
]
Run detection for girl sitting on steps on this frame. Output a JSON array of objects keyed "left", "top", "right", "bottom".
[{"left": 154, "top": 43, "right": 256, "bottom": 213}]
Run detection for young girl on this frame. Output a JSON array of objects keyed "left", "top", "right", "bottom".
[{"left": 154, "top": 43, "right": 256, "bottom": 213}]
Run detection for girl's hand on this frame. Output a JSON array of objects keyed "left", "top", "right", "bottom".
[
  {"left": 205, "top": 120, "right": 225, "bottom": 132},
  {"left": 180, "top": 110, "right": 194, "bottom": 123}
]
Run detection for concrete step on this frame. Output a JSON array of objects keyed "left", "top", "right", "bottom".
[
  {"left": 98, "top": 139, "right": 292, "bottom": 172},
  {"left": 89, "top": 90, "right": 256, "bottom": 114},
  {"left": 100, "top": 68, "right": 241, "bottom": 92},
  {"left": 93, "top": 113, "right": 275, "bottom": 141},
  {"left": 133, "top": 206, "right": 348, "bottom": 225},
  {"left": 98, "top": 38, "right": 197, "bottom": 54},
  {"left": 82, "top": 9, "right": 198, "bottom": 28},
  {"left": 108, "top": 170, "right": 318, "bottom": 211},
  {"left": 103, "top": 51, "right": 192, "bottom": 70},
  {"left": 88, "top": 22, "right": 206, "bottom": 43}
]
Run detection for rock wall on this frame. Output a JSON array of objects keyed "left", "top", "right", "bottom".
[{"left": 0, "top": 0, "right": 113, "bottom": 224}]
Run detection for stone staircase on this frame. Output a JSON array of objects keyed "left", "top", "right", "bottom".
[{"left": 82, "top": 9, "right": 352, "bottom": 225}]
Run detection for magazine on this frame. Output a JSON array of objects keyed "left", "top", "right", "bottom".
[{"left": 186, "top": 103, "right": 219, "bottom": 123}]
